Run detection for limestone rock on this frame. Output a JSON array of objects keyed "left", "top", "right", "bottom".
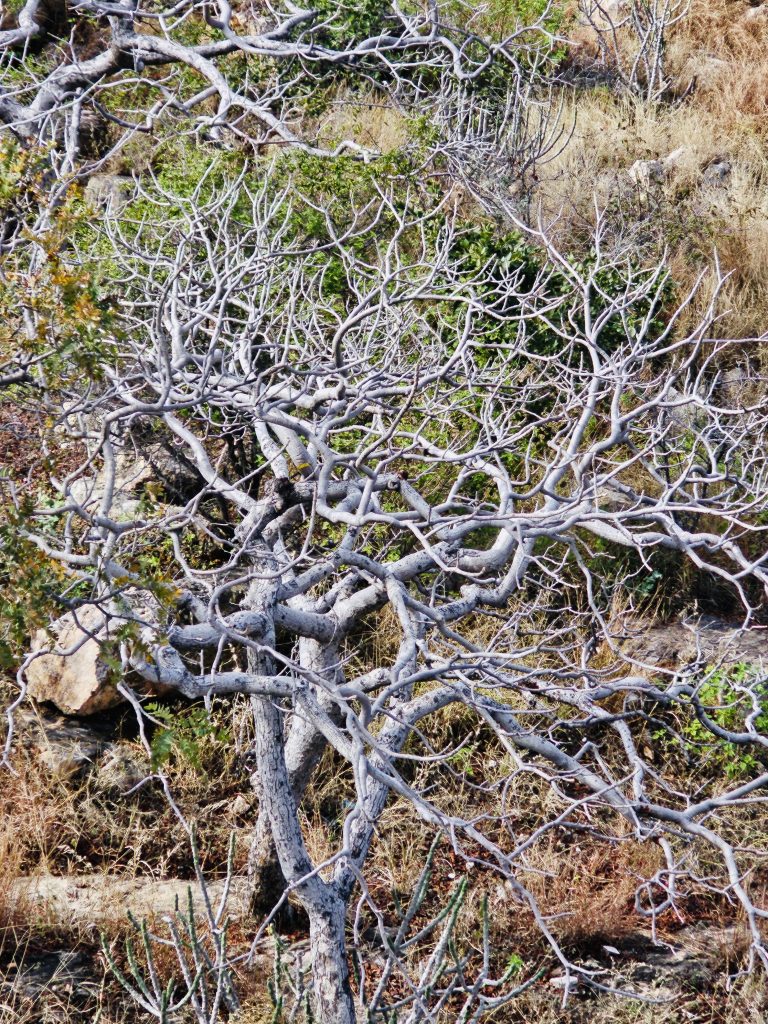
[
  {"left": 12, "top": 874, "right": 251, "bottom": 928},
  {"left": 83, "top": 174, "right": 134, "bottom": 212},
  {"left": 68, "top": 450, "right": 152, "bottom": 521},
  {"left": 621, "top": 616, "right": 768, "bottom": 671},
  {"left": 628, "top": 147, "right": 687, "bottom": 190},
  {"left": 95, "top": 742, "right": 149, "bottom": 793},
  {"left": 12, "top": 704, "right": 115, "bottom": 778},
  {"left": 628, "top": 158, "right": 665, "bottom": 189},
  {"left": 3, "top": 949, "right": 98, "bottom": 1022},
  {"left": 702, "top": 156, "right": 732, "bottom": 186},
  {"left": 26, "top": 606, "right": 122, "bottom": 716},
  {"left": 68, "top": 442, "right": 199, "bottom": 521}
]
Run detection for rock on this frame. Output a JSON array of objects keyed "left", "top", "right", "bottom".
[
  {"left": 26, "top": 605, "right": 122, "bottom": 716},
  {"left": 229, "top": 793, "right": 252, "bottom": 819},
  {"left": 68, "top": 449, "right": 152, "bottom": 520},
  {"left": 35, "top": 722, "right": 104, "bottom": 778},
  {"left": 742, "top": 4, "right": 768, "bottom": 23},
  {"left": 26, "top": 598, "right": 172, "bottom": 716},
  {"left": 664, "top": 146, "right": 688, "bottom": 168},
  {"left": 12, "top": 874, "right": 252, "bottom": 928},
  {"left": 688, "top": 56, "right": 729, "bottom": 87},
  {"left": 68, "top": 442, "right": 199, "bottom": 521},
  {"left": 548, "top": 973, "right": 581, "bottom": 995},
  {"left": 95, "top": 742, "right": 149, "bottom": 793},
  {"left": 595, "top": 480, "right": 633, "bottom": 511},
  {"left": 6, "top": 950, "right": 94, "bottom": 1000},
  {"left": 595, "top": 924, "right": 738, "bottom": 998},
  {"left": 628, "top": 158, "right": 665, "bottom": 189},
  {"left": 628, "top": 148, "right": 686, "bottom": 190},
  {"left": 11, "top": 704, "right": 122, "bottom": 778},
  {"left": 83, "top": 174, "right": 134, "bottom": 212},
  {"left": 2, "top": 949, "right": 99, "bottom": 1021},
  {"left": 703, "top": 157, "right": 731, "bottom": 186},
  {"left": 621, "top": 616, "right": 768, "bottom": 671},
  {"left": 718, "top": 364, "right": 749, "bottom": 407},
  {"left": 663, "top": 384, "right": 704, "bottom": 432},
  {"left": 545, "top": 925, "right": 744, "bottom": 1004}
]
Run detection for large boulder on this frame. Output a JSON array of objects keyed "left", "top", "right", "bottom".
[
  {"left": 620, "top": 616, "right": 768, "bottom": 671},
  {"left": 68, "top": 442, "right": 199, "bottom": 521},
  {"left": 83, "top": 173, "right": 134, "bottom": 212},
  {"left": 27, "top": 599, "right": 176, "bottom": 716},
  {"left": 26, "top": 605, "right": 122, "bottom": 716}
]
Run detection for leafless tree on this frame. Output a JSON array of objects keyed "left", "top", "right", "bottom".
[
  {"left": 6, "top": 157, "right": 768, "bottom": 1021},
  {"left": 0, "top": 0, "right": 563, "bottom": 165},
  {"left": 576, "top": 0, "right": 690, "bottom": 101}
]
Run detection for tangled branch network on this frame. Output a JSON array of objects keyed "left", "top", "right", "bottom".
[
  {"left": 5, "top": 154, "right": 768, "bottom": 1020},
  {"left": 0, "top": 0, "right": 562, "bottom": 163}
]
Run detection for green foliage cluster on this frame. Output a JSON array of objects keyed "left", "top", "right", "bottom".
[
  {"left": 683, "top": 663, "right": 768, "bottom": 779},
  {"left": 453, "top": 223, "right": 671, "bottom": 362},
  {"left": 0, "top": 507, "right": 66, "bottom": 670},
  {"left": 0, "top": 142, "right": 116, "bottom": 383},
  {"left": 312, "top": 0, "right": 390, "bottom": 49},
  {"left": 146, "top": 701, "right": 233, "bottom": 772}
]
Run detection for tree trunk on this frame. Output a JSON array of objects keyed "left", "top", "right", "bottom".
[
  {"left": 307, "top": 891, "right": 356, "bottom": 1024},
  {"left": 249, "top": 629, "right": 340, "bottom": 917},
  {"left": 250, "top": 688, "right": 356, "bottom": 1023}
]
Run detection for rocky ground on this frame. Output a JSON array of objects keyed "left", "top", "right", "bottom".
[{"left": 2, "top": 615, "right": 767, "bottom": 1022}]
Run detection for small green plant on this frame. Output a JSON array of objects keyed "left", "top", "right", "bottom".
[
  {"left": 146, "top": 701, "right": 232, "bottom": 772},
  {"left": 683, "top": 663, "right": 768, "bottom": 779},
  {"left": 266, "top": 927, "right": 314, "bottom": 1024}
]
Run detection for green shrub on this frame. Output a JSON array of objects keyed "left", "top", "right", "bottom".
[{"left": 683, "top": 663, "right": 768, "bottom": 779}]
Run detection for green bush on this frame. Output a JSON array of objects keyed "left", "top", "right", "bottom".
[{"left": 683, "top": 663, "right": 768, "bottom": 779}]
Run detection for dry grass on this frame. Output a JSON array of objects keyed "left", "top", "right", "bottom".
[
  {"left": 1, "top": 678, "right": 767, "bottom": 1022},
  {"left": 314, "top": 87, "right": 412, "bottom": 154},
  {"left": 667, "top": 0, "right": 768, "bottom": 129},
  {"left": 530, "top": 0, "right": 768, "bottom": 340},
  {"left": 0, "top": 695, "right": 258, "bottom": 1020}
]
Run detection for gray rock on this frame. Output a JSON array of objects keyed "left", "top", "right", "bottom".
[
  {"left": 95, "top": 742, "right": 149, "bottom": 793},
  {"left": 6, "top": 950, "right": 94, "bottom": 1002},
  {"left": 548, "top": 973, "right": 581, "bottom": 995},
  {"left": 68, "top": 443, "right": 199, "bottom": 521},
  {"left": 12, "top": 874, "right": 251, "bottom": 928},
  {"left": 628, "top": 148, "right": 687, "bottom": 190},
  {"left": 703, "top": 157, "right": 732, "bottom": 186},
  {"left": 628, "top": 158, "right": 665, "bottom": 189},
  {"left": 83, "top": 174, "right": 134, "bottom": 212},
  {"left": 621, "top": 616, "right": 768, "bottom": 671},
  {"left": 68, "top": 449, "right": 152, "bottom": 521},
  {"left": 742, "top": 4, "right": 768, "bottom": 23},
  {"left": 718, "top": 365, "right": 748, "bottom": 408},
  {"left": 12, "top": 705, "right": 116, "bottom": 778}
]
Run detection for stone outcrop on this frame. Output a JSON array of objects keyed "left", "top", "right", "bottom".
[
  {"left": 83, "top": 174, "right": 134, "bottom": 212},
  {"left": 12, "top": 695, "right": 148, "bottom": 781},
  {"left": 26, "top": 605, "right": 123, "bottom": 716},
  {"left": 628, "top": 146, "right": 687, "bottom": 189},
  {"left": 13, "top": 874, "right": 251, "bottom": 929},
  {"left": 620, "top": 616, "right": 768, "bottom": 671},
  {"left": 547, "top": 924, "right": 743, "bottom": 1002},
  {"left": 25, "top": 597, "right": 173, "bottom": 716}
]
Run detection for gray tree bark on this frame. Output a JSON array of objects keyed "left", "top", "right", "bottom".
[
  {"left": 245, "top": 571, "right": 355, "bottom": 1022},
  {"left": 249, "top": 627, "right": 341, "bottom": 917}
]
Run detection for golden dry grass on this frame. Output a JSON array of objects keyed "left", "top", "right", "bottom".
[{"left": 531, "top": 0, "right": 768, "bottom": 339}]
